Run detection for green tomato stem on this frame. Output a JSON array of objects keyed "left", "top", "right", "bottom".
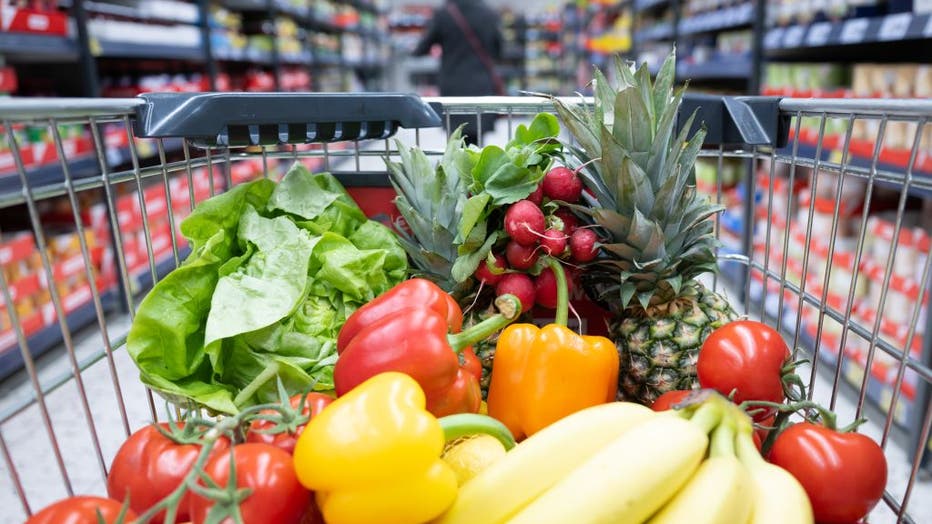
[
  {"left": 233, "top": 361, "right": 281, "bottom": 408},
  {"left": 439, "top": 413, "right": 517, "bottom": 451}
]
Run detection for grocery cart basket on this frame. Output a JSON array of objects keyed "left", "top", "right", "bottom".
[{"left": 0, "top": 93, "right": 929, "bottom": 523}]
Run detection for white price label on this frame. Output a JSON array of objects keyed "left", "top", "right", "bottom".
[
  {"left": 879, "top": 13, "right": 912, "bottom": 41},
  {"left": 764, "top": 28, "right": 785, "bottom": 49},
  {"left": 806, "top": 22, "right": 833, "bottom": 46},
  {"left": 840, "top": 18, "right": 869, "bottom": 43},
  {"left": 783, "top": 25, "right": 806, "bottom": 47}
]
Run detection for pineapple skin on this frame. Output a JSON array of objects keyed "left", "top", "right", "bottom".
[{"left": 610, "top": 283, "right": 737, "bottom": 405}]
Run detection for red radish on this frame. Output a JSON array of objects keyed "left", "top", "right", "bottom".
[
  {"left": 539, "top": 229, "right": 567, "bottom": 256},
  {"left": 506, "top": 240, "right": 539, "bottom": 270},
  {"left": 553, "top": 208, "right": 579, "bottom": 235},
  {"left": 496, "top": 273, "right": 535, "bottom": 313},
  {"left": 527, "top": 184, "right": 544, "bottom": 207},
  {"left": 569, "top": 228, "right": 599, "bottom": 262},
  {"left": 542, "top": 166, "right": 584, "bottom": 203},
  {"left": 534, "top": 266, "right": 575, "bottom": 309},
  {"left": 504, "top": 200, "right": 546, "bottom": 247},
  {"left": 474, "top": 253, "right": 507, "bottom": 285}
]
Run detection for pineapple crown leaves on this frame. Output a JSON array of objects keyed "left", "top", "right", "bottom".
[
  {"left": 384, "top": 127, "right": 471, "bottom": 290},
  {"left": 552, "top": 49, "right": 725, "bottom": 310}
]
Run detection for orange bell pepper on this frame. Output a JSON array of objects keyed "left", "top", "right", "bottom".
[{"left": 487, "top": 259, "right": 619, "bottom": 440}]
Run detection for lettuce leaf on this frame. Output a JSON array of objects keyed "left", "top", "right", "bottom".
[{"left": 127, "top": 163, "right": 406, "bottom": 414}]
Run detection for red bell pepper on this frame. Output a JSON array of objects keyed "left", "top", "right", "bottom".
[{"left": 334, "top": 279, "right": 521, "bottom": 417}]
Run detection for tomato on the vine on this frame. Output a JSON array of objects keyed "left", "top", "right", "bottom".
[
  {"left": 246, "top": 393, "right": 334, "bottom": 454},
  {"left": 25, "top": 496, "right": 135, "bottom": 524},
  {"left": 650, "top": 390, "right": 693, "bottom": 411},
  {"left": 107, "top": 422, "right": 230, "bottom": 523},
  {"left": 768, "top": 422, "right": 887, "bottom": 523},
  {"left": 697, "top": 320, "right": 790, "bottom": 420},
  {"left": 189, "top": 443, "right": 312, "bottom": 524}
]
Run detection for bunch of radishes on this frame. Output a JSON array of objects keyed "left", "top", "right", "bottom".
[{"left": 473, "top": 165, "right": 599, "bottom": 313}]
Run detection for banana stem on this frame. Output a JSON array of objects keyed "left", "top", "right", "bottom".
[
  {"left": 688, "top": 401, "right": 723, "bottom": 434},
  {"left": 709, "top": 418, "right": 736, "bottom": 458},
  {"left": 734, "top": 428, "right": 765, "bottom": 468}
]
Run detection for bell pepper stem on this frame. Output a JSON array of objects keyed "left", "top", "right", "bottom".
[
  {"left": 547, "top": 258, "right": 569, "bottom": 327},
  {"left": 447, "top": 294, "right": 522, "bottom": 352},
  {"left": 439, "top": 413, "right": 516, "bottom": 450}
]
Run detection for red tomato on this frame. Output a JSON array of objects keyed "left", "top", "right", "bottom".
[
  {"left": 26, "top": 496, "right": 135, "bottom": 524},
  {"left": 246, "top": 393, "right": 334, "bottom": 454},
  {"left": 107, "top": 423, "right": 230, "bottom": 523},
  {"left": 697, "top": 320, "right": 789, "bottom": 420},
  {"left": 768, "top": 422, "right": 887, "bottom": 523},
  {"left": 650, "top": 390, "right": 693, "bottom": 411},
  {"left": 189, "top": 443, "right": 312, "bottom": 524}
]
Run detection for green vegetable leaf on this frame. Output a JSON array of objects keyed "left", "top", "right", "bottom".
[
  {"left": 204, "top": 207, "right": 317, "bottom": 346},
  {"left": 457, "top": 193, "right": 491, "bottom": 245},
  {"left": 451, "top": 231, "right": 499, "bottom": 283}
]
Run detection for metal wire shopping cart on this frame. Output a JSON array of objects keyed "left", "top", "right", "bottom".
[{"left": 0, "top": 93, "right": 929, "bottom": 523}]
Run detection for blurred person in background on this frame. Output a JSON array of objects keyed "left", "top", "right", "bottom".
[{"left": 413, "top": 0, "right": 504, "bottom": 145}]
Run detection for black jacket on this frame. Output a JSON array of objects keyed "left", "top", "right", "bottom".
[{"left": 413, "top": 0, "right": 503, "bottom": 97}]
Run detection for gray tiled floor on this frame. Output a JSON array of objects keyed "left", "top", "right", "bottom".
[{"left": 2, "top": 122, "right": 931, "bottom": 523}]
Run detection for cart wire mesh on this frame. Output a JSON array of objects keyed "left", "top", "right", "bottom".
[{"left": 0, "top": 95, "right": 929, "bottom": 523}]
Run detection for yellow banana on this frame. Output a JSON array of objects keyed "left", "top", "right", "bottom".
[
  {"left": 434, "top": 401, "right": 656, "bottom": 524},
  {"left": 507, "top": 402, "right": 722, "bottom": 524},
  {"left": 648, "top": 418, "right": 752, "bottom": 524},
  {"left": 735, "top": 417, "right": 813, "bottom": 524}
]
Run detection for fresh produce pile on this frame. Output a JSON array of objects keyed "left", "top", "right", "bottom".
[{"left": 26, "top": 50, "right": 892, "bottom": 524}]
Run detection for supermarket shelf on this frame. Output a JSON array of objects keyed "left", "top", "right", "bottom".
[
  {"left": 313, "top": 55, "right": 343, "bottom": 67},
  {"left": 346, "top": 60, "right": 385, "bottom": 71},
  {"left": 746, "top": 281, "right": 919, "bottom": 436},
  {"left": 0, "top": 289, "right": 118, "bottom": 381},
  {"left": 634, "top": 0, "right": 670, "bottom": 13},
  {"left": 93, "top": 40, "right": 206, "bottom": 61},
  {"left": 0, "top": 31, "right": 79, "bottom": 62},
  {"left": 677, "top": 56, "right": 752, "bottom": 81},
  {"left": 788, "top": 140, "right": 932, "bottom": 199},
  {"left": 129, "top": 246, "right": 191, "bottom": 297},
  {"left": 633, "top": 23, "right": 674, "bottom": 43},
  {"left": 0, "top": 156, "right": 100, "bottom": 197},
  {"left": 84, "top": 1, "right": 200, "bottom": 25},
  {"left": 764, "top": 12, "right": 932, "bottom": 55},
  {"left": 213, "top": 47, "right": 274, "bottom": 64},
  {"left": 336, "top": 0, "right": 383, "bottom": 14},
  {"left": 677, "top": 3, "right": 754, "bottom": 35},
  {"left": 106, "top": 137, "right": 185, "bottom": 168},
  {"left": 279, "top": 52, "right": 312, "bottom": 65}
]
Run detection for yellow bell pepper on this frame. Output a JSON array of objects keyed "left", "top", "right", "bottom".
[{"left": 293, "top": 372, "right": 515, "bottom": 524}]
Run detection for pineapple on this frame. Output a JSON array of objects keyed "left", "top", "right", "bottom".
[
  {"left": 385, "top": 129, "right": 498, "bottom": 396},
  {"left": 553, "top": 50, "right": 737, "bottom": 405}
]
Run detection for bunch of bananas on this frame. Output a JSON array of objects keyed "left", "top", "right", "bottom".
[{"left": 436, "top": 394, "right": 814, "bottom": 524}]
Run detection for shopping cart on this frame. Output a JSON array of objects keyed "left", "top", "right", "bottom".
[{"left": 0, "top": 93, "right": 929, "bottom": 523}]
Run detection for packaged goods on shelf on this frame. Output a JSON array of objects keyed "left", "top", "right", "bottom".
[
  {"left": 87, "top": 19, "right": 201, "bottom": 48},
  {"left": 0, "top": 3, "right": 68, "bottom": 36}
]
